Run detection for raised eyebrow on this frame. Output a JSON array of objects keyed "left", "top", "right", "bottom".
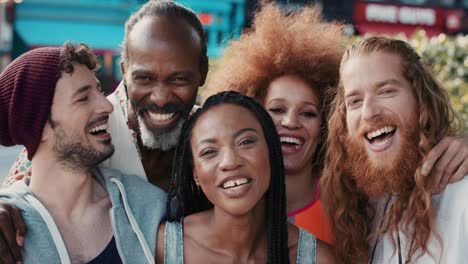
[
  {"left": 234, "top": 127, "right": 258, "bottom": 138},
  {"left": 131, "top": 69, "right": 153, "bottom": 76},
  {"left": 344, "top": 89, "right": 360, "bottom": 100},
  {"left": 72, "top": 85, "right": 91, "bottom": 98},
  {"left": 195, "top": 137, "right": 216, "bottom": 152},
  {"left": 267, "top": 99, "right": 318, "bottom": 110},
  {"left": 266, "top": 98, "right": 285, "bottom": 105},
  {"left": 344, "top": 79, "right": 401, "bottom": 100},
  {"left": 170, "top": 70, "right": 195, "bottom": 78},
  {"left": 196, "top": 128, "right": 258, "bottom": 149},
  {"left": 302, "top": 102, "right": 320, "bottom": 109},
  {"left": 374, "top": 79, "right": 401, "bottom": 88}
]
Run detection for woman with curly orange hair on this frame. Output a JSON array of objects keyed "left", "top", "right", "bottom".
[{"left": 205, "top": 2, "right": 467, "bottom": 247}]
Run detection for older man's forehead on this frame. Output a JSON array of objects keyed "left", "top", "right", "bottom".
[{"left": 128, "top": 16, "right": 201, "bottom": 51}]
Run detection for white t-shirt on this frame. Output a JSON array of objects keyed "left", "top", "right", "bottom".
[
  {"left": 99, "top": 87, "right": 146, "bottom": 180},
  {"left": 370, "top": 176, "right": 468, "bottom": 264}
]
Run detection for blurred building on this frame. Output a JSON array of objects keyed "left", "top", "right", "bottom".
[
  {"left": 2, "top": 0, "right": 247, "bottom": 93},
  {"left": 178, "top": 0, "right": 245, "bottom": 58},
  {"left": 1, "top": 0, "right": 465, "bottom": 92},
  {"left": 5, "top": 0, "right": 143, "bottom": 93},
  {"left": 0, "top": 1, "right": 14, "bottom": 71}
]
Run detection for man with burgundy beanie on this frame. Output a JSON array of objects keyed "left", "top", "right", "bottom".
[
  {"left": 0, "top": 47, "right": 61, "bottom": 159},
  {"left": 0, "top": 43, "right": 166, "bottom": 263}
]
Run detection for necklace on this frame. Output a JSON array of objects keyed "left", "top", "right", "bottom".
[
  {"left": 397, "top": 227, "right": 416, "bottom": 264},
  {"left": 369, "top": 196, "right": 392, "bottom": 264},
  {"left": 369, "top": 195, "right": 416, "bottom": 264}
]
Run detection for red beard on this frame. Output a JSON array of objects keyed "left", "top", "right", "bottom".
[{"left": 344, "top": 115, "right": 420, "bottom": 197}]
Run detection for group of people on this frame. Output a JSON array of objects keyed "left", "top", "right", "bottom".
[{"left": 0, "top": 0, "right": 466, "bottom": 263}]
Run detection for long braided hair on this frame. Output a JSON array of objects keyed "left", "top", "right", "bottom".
[{"left": 166, "top": 91, "right": 290, "bottom": 263}]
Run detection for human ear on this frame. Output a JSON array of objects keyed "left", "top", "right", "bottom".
[
  {"left": 193, "top": 168, "right": 199, "bottom": 186},
  {"left": 199, "top": 55, "right": 208, "bottom": 86},
  {"left": 41, "top": 121, "right": 53, "bottom": 142}
]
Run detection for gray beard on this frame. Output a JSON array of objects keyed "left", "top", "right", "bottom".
[{"left": 137, "top": 115, "right": 185, "bottom": 151}]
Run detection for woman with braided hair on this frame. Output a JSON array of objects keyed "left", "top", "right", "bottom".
[{"left": 155, "top": 91, "right": 335, "bottom": 263}]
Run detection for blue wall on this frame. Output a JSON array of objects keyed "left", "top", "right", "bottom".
[
  {"left": 178, "top": 0, "right": 245, "bottom": 57},
  {"left": 15, "top": 0, "right": 139, "bottom": 52},
  {"left": 15, "top": 0, "right": 244, "bottom": 58},
  {"left": 13, "top": 0, "right": 245, "bottom": 91}
]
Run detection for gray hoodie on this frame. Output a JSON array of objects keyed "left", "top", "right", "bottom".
[{"left": 0, "top": 166, "right": 167, "bottom": 264}]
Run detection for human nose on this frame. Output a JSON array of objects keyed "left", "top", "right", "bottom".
[
  {"left": 281, "top": 111, "right": 300, "bottom": 129},
  {"left": 98, "top": 93, "right": 114, "bottom": 115},
  {"left": 150, "top": 84, "right": 173, "bottom": 108},
  {"left": 219, "top": 148, "right": 241, "bottom": 171},
  {"left": 361, "top": 97, "right": 381, "bottom": 122}
]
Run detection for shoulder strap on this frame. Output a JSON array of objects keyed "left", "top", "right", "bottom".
[
  {"left": 164, "top": 221, "right": 184, "bottom": 264},
  {"left": 296, "top": 228, "right": 317, "bottom": 264}
]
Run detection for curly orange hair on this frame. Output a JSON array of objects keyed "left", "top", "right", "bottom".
[
  {"left": 205, "top": 2, "right": 344, "bottom": 170},
  {"left": 320, "top": 36, "right": 462, "bottom": 263}
]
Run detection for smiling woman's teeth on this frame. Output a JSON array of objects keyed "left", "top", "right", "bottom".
[
  {"left": 148, "top": 112, "right": 175, "bottom": 121},
  {"left": 280, "top": 137, "right": 303, "bottom": 145},
  {"left": 222, "top": 178, "right": 249, "bottom": 189}
]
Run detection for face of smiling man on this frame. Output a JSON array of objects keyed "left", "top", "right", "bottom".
[
  {"left": 47, "top": 63, "right": 115, "bottom": 171},
  {"left": 341, "top": 51, "right": 420, "bottom": 197},
  {"left": 123, "top": 16, "right": 203, "bottom": 151}
]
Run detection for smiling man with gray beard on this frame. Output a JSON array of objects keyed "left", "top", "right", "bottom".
[
  {"left": 5, "top": 0, "right": 208, "bottom": 192},
  {"left": 136, "top": 102, "right": 190, "bottom": 151},
  {"left": 138, "top": 115, "right": 185, "bottom": 151},
  {"left": 0, "top": 2, "right": 206, "bottom": 261}
]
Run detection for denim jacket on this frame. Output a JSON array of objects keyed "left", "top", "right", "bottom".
[{"left": 163, "top": 221, "right": 317, "bottom": 264}]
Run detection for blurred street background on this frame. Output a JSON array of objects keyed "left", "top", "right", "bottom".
[{"left": 0, "top": 0, "right": 466, "bottom": 181}]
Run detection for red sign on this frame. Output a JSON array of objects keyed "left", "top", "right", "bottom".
[
  {"left": 198, "top": 13, "right": 213, "bottom": 26},
  {"left": 363, "top": 3, "right": 438, "bottom": 26},
  {"left": 354, "top": 2, "right": 445, "bottom": 36}
]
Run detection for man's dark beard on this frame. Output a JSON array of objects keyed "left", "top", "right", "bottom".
[
  {"left": 52, "top": 125, "right": 114, "bottom": 172},
  {"left": 344, "top": 116, "right": 420, "bottom": 197}
]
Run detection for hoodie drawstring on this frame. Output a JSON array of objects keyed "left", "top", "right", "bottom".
[
  {"left": 110, "top": 177, "right": 155, "bottom": 264},
  {"left": 24, "top": 194, "right": 71, "bottom": 264}
]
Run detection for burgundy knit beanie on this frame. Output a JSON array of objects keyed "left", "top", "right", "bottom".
[{"left": 0, "top": 47, "right": 62, "bottom": 160}]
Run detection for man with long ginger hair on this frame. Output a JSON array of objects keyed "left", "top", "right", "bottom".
[{"left": 321, "top": 36, "right": 468, "bottom": 263}]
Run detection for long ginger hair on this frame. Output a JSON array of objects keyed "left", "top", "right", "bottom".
[{"left": 321, "top": 36, "right": 462, "bottom": 263}]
